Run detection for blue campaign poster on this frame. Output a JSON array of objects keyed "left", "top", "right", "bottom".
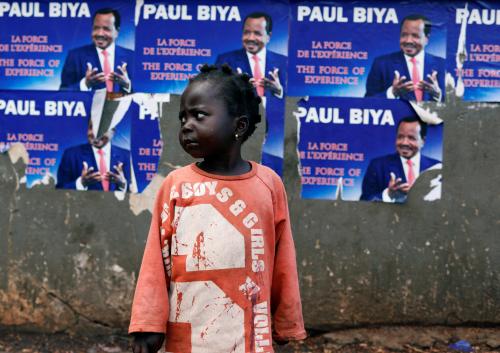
[
  {"left": 135, "top": 0, "right": 289, "bottom": 175},
  {"left": 0, "top": 0, "right": 135, "bottom": 91},
  {"left": 288, "top": 1, "right": 447, "bottom": 101},
  {"left": 129, "top": 94, "right": 163, "bottom": 193},
  {"left": 447, "top": 1, "right": 500, "bottom": 102},
  {"left": 134, "top": 0, "right": 288, "bottom": 93},
  {"left": 297, "top": 97, "right": 443, "bottom": 202},
  {"left": 0, "top": 91, "right": 161, "bottom": 193},
  {"left": 80, "top": 94, "right": 162, "bottom": 193},
  {"left": 0, "top": 90, "right": 93, "bottom": 187}
]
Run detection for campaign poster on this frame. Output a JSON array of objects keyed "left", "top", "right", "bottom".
[
  {"left": 134, "top": 0, "right": 288, "bottom": 93},
  {"left": 134, "top": 0, "right": 289, "bottom": 175},
  {"left": 0, "top": 90, "right": 162, "bottom": 193},
  {"left": 296, "top": 97, "right": 443, "bottom": 202},
  {"left": 447, "top": 1, "right": 500, "bottom": 101},
  {"left": 0, "top": 90, "right": 93, "bottom": 187},
  {"left": 129, "top": 94, "right": 165, "bottom": 193},
  {"left": 0, "top": 0, "right": 135, "bottom": 92},
  {"left": 288, "top": 1, "right": 447, "bottom": 102}
]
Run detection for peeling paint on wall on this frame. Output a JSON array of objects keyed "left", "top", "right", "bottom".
[{"left": 128, "top": 174, "right": 164, "bottom": 215}]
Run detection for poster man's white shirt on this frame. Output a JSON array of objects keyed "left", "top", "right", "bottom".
[
  {"left": 75, "top": 143, "right": 111, "bottom": 190},
  {"left": 245, "top": 48, "right": 283, "bottom": 99},
  {"left": 79, "top": 43, "right": 116, "bottom": 91},
  {"left": 386, "top": 50, "right": 425, "bottom": 99},
  {"left": 382, "top": 152, "right": 421, "bottom": 202}
]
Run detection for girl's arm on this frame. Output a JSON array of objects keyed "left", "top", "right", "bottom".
[{"left": 270, "top": 179, "right": 307, "bottom": 342}]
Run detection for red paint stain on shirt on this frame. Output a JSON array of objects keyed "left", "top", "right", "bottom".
[
  {"left": 192, "top": 231, "right": 208, "bottom": 269},
  {"left": 175, "top": 290, "right": 183, "bottom": 321}
]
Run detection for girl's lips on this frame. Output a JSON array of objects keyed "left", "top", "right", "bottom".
[{"left": 183, "top": 139, "right": 198, "bottom": 147}]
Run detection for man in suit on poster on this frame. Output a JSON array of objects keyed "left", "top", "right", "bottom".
[
  {"left": 56, "top": 119, "right": 131, "bottom": 192},
  {"left": 215, "top": 12, "right": 287, "bottom": 104},
  {"left": 365, "top": 14, "right": 445, "bottom": 102},
  {"left": 60, "top": 8, "right": 134, "bottom": 93},
  {"left": 360, "top": 116, "right": 441, "bottom": 203}
]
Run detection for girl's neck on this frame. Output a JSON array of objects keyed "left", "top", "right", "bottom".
[{"left": 197, "top": 154, "right": 251, "bottom": 176}]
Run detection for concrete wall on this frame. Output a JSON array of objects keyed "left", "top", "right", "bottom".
[{"left": 0, "top": 91, "right": 499, "bottom": 334}]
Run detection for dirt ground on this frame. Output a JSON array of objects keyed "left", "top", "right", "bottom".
[{"left": 0, "top": 326, "right": 499, "bottom": 353}]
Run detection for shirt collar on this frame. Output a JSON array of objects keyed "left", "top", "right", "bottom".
[
  {"left": 246, "top": 47, "right": 266, "bottom": 63},
  {"left": 404, "top": 50, "right": 425, "bottom": 65},
  {"left": 97, "top": 42, "right": 115, "bottom": 55},
  {"left": 92, "top": 142, "right": 111, "bottom": 156},
  {"left": 400, "top": 151, "right": 421, "bottom": 165}
]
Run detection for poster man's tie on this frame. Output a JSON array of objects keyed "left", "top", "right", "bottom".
[
  {"left": 102, "top": 49, "right": 113, "bottom": 92},
  {"left": 252, "top": 54, "right": 264, "bottom": 97},
  {"left": 410, "top": 57, "right": 423, "bottom": 102},
  {"left": 407, "top": 159, "right": 415, "bottom": 185},
  {"left": 98, "top": 149, "right": 109, "bottom": 191}
]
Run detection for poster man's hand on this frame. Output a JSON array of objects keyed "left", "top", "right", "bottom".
[
  {"left": 81, "top": 161, "right": 102, "bottom": 187},
  {"left": 110, "top": 63, "right": 131, "bottom": 91},
  {"left": 418, "top": 71, "right": 441, "bottom": 101},
  {"left": 391, "top": 70, "right": 414, "bottom": 97},
  {"left": 106, "top": 162, "right": 126, "bottom": 190},
  {"left": 387, "top": 172, "right": 411, "bottom": 199},
  {"left": 249, "top": 77, "right": 259, "bottom": 89},
  {"left": 263, "top": 68, "right": 283, "bottom": 96},
  {"left": 85, "top": 62, "right": 106, "bottom": 89}
]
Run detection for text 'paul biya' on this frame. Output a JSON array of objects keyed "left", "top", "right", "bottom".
[
  {"left": 296, "top": 107, "right": 395, "bottom": 125},
  {"left": 142, "top": 4, "right": 240, "bottom": 21},
  {"left": 0, "top": 2, "right": 90, "bottom": 18},
  {"left": 296, "top": 6, "right": 398, "bottom": 23},
  {"left": 0, "top": 99, "right": 87, "bottom": 117}
]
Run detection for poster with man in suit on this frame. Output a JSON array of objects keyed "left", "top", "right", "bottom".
[
  {"left": 55, "top": 114, "right": 131, "bottom": 191},
  {"left": 365, "top": 14, "right": 445, "bottom": 102},
  {"left": 288, "top": 2, "right": 446, "bottom": 101},
  {"left": 134, "top": 0, "right": 289, "bottom": 175},
  {"left": 360, "top": 116, "right": 441, "bottom": 202},
  {"left": 59, "top": 7, "right": 134, "bottom": 93},
  {"left": 0, "top": 1, "right": 135, "bottom": 91},
  {"left": 215, "top": 12, "right": 287, "bottom": 104},
  {"left": 295, "top": 97, "right": 443, "bottom": 202}
]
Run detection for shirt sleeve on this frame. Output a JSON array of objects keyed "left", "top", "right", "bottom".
[
  {"left": 79, "top": 77, "right": 90, "bottom": 91},
  {"left": 129, "top": 177, "right": 173, "bottom": 334},
  {"left": 382, "top": 188, "right": 396, "bottom": 202},
  {"left": 75, "top": 176, "right": 88, "bottom": 191},
  {"left": 386, "top": 85, "right": 396, "bottom": 99},
  {"left": 270, "top": 178, "right": 307, "bottom": 341}
]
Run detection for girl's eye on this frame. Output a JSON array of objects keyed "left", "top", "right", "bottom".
[
  {"left": 178, "top": 113, "right": 186, "bottom": 124},
  {"left": 195, "top": 111, "right": 207, "bottom": 119}
]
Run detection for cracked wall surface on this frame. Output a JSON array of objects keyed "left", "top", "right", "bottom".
[{"left": 0, "top": 92, "right": 499, "bottom": 334}]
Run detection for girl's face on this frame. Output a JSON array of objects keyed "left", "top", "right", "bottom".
[{"left": 178, "top": 80, "right": 237, "bottom": 159}]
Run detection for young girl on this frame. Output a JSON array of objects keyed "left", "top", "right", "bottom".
[{"left": 129, "top": 65, "right": 306, "bottom": 353}]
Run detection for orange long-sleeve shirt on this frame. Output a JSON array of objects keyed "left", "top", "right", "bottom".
[{"left": 129, "top": 162, "right": 306, "bottom": 352}]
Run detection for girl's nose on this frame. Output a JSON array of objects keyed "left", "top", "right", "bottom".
[{"left": 181, "top": 118, "right": 194, "bottom": 131}]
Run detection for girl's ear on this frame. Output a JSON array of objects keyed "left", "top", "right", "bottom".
[{"left": 235, "top": 115, "right": 249, "bottom": 139}]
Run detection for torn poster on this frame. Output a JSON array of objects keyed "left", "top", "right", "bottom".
[
  {"left": 295, "top": 97, "right": 443, "bottom": 203},
  {"left": 134, "top": 0, "right": 290, "bottom": 174},
  {"left": 447, "top": 1, "right": 500, "bottom": 101},
  {"left": 0, "top": 90, "right": 162, "bottom": 193}
]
